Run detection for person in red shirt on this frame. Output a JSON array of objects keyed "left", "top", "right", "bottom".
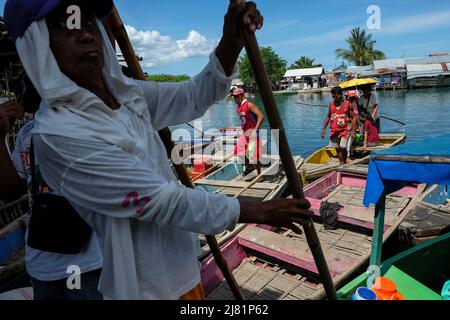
[
  {"left": 360, "top": 111, "right": 380, "bottom": 148},
  {"left": 231, "top": 87, "right": 264, "bottom": 176},
  {"left": 321, "top": 87, "right": 356, "bottom": 165}
]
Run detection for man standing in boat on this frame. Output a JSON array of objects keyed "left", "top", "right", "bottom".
[
  {"left": 321, "top": 86, "right": 356, "bottom": 165},
  {"left": 230, "top": 87, "right": 264, "bottom": 177}
]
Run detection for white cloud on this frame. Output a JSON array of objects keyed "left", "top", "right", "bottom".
[
  {"left": 125, "top": 25, "right": 217, "bottom": 68},
  {"left": 271, "top": 26, "right": 353, "bottom": 48},
  {"left": 373, "top": 10, "right": 450, "bottom": 35},
  {"left": 259, "top": 19, "right": 300, "bottom": 36}
]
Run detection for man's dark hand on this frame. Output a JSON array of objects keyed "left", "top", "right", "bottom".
[
  {"left": 216, "top": 0, "right": 264, "bottom": 76},
  {"left": 0, "top": 101, "right": 24, "bottom": 120},
  {"left": 239, "top": 198, "right": 313, "bottom": 234},
  {"left": 0, "top": 102, "right": 24, "bottom": 137},
  {"left": 223, "top": 0, "right": 263, "bottom": 48},
  {"left": 0, "top": 119, "right": 10, "bottom": 137}
]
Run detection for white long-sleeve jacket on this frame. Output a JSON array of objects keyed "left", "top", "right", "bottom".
[{"left": 17, "top": 19, "right": 240, "bottom": 300}]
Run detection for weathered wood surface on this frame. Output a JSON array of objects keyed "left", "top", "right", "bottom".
[
  {"left": 339, "top": 164, "right": 369, "bottom": 176},
  {"left": 399, "top": 203, "right": 450, "bottom": 242},
  {"left": 205, "top": 182, "right": 425, "bottom": 300},
  {"left": 312, "top": 184, "right": 410, "bottom": 229},
  {"left": 207, "top": 220, "right": 374, "bottom": 300},
  {"left": 207, "top": 257, "right": 321, "bottom": 300},
  {"left": 238, "top": 224, "right": 372, "bottom": 277}
]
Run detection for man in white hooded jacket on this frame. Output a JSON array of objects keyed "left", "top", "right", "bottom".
[{"left": 4, "top": 0, "right": 313, "bottom": 299}]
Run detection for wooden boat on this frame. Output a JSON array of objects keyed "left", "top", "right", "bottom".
[
  {"left": 0, "top": 197, "right": 27, "bottom": 287},
  {"left": 195, "top": 155, "right": 304, "bottom": 258},
  {"left": 299, "top": 133, "right": 406, "bottom": 183},
  {"left": 337, "top": 232, "right": 450, "bottom": 300},
  {"left": 336, "top": 134, "right": 450, "bottom": 301},
  {"left": 201, "top": 170, "right": 424, "bottom": 300},
  {"left": 399, "top": 184, "right": 450, "bottom": 247}
]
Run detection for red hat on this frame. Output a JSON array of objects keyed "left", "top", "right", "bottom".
[
  {"left": 231, "top": 88, "right": 245, "bottom": 96},
  {"left": 346, "top": 90, "right": 357, "bottom": 97}
]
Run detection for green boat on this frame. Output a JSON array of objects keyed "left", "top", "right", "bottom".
[
  {"left": 338, "top": 135, "right": 450, "bottom": 301},
  {"left": 338, "top": 232, "right": 450, "bottom": 300}
]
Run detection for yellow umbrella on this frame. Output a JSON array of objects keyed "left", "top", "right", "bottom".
[{"left": 339, "top": 78, "right": 378, "bottom": 89}]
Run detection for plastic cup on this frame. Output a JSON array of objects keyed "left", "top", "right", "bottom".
[{"left": 351, "top": 287, "right": 378, "bottom": 300}]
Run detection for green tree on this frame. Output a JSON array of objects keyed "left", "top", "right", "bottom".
[
  {"left": 146, "top": 74, "right": 190, "bottom": 82},
  {"left": 289, "top": 56, "right": 322, "bottom": 69},
  {"left": 238, "top": 47, "right": 287, "bottom": 86},
  {"left": 335, "top": 27, "right": 386, "bottom": 66}
]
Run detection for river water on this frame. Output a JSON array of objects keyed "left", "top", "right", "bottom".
[{"left": 186, "top": 88, "right": 450, "bottom": 158}]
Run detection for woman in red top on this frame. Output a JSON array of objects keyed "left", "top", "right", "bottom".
[
  {"left": 360, "top": 111, "right": 380, "bottom": 148},
  {"left": 231, "top": 87, "right": 264, "bottom": 176}
]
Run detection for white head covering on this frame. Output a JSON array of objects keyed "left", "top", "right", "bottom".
[{"left": 15, "top": 18, "right": 149, "bottom": 140}]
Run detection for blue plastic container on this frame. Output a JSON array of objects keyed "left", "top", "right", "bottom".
[{"left": 352, "top": 287, "right": 378, "bottom": 300}]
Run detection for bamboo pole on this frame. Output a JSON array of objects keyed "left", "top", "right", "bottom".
[
  {"left": 240, "top": 27, "right": 338, "bottom": 300},
  {"left": 104, "top": 6, "right": 244, "bottom": 301}
]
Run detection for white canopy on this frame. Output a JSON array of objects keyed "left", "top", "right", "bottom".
[{"left": 284, "top": 67, "right": 324, "bottom": 78}]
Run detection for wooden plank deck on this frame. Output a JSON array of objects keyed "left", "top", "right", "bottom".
[
  {"left": 207, "top": 257, "right": 321, "bottom": 300},
  {"left": 312, "top": 184, "right": 410, "bottom": 229},
  {"left": 207, "top": 221, "right": 375, "bottom": 300},
  {"left": 237, "top": 224, "right": 372, "bottom": 278}
]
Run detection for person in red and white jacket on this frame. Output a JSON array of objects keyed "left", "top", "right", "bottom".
[{"left": 231, "top": 87, "right": 264, "bottom": 177}]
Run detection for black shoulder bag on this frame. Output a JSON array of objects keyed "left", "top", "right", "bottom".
[{"left": 27, "top": 139, "right": 92, "bottom": 254}]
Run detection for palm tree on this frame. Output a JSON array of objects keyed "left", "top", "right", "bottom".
[
  {"left": 335, "top": 27, "right": 385, "bottom": 66},
  {"left": 289, "top": 56, "right": 322, "bottom": 69}
]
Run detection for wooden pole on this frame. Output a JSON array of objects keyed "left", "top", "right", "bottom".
[
  {"left": 240, "top": 27, "right": 338, "bottom": 300},
  {"left": 379, "top": 115, "right": 406, "bottom": 126},
  {"left": 104, "top": 6, "right": 244, "bottom": 301}
]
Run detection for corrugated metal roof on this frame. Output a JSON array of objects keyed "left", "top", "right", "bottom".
[
  {"left": 284, "top": 67, "right": 324, "bottom": 78},
  {"left": 408, "top": 56, "right": 450, "bottom": 65},
  {"left": 374, "top": 56, "right": 450, "bottom": 71},
  {"left": 406, "top": 63, "right": 450, "bottom": 79},
  {"left": 373, "top": 58, "right": 417, "bottom": 70},
  {"left": 346, "top": 65, "right": 373, "bottom": 75}
]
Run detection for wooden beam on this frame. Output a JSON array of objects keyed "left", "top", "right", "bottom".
[{"left": 194, "top": 179, "right": 277, "bottom": 190}]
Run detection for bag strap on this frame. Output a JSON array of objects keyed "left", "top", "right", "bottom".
[
  {"left": 29, "top": 138, "right": 38, "bottom": 199},
  {"left": 366, "top": 93, "right": 371, "bottom": 110}
]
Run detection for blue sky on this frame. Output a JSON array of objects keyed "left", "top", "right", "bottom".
[{"left": 2, "top": 0, "right": 450, "bottom": 76}]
